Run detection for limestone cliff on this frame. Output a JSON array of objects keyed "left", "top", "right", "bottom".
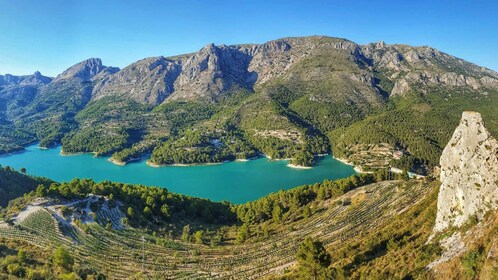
[
  {"left": 91, "top": 36, "right": 498, "bottom": 105},
  {"left": 434, "top": 111, "right": 498, "bottom": 232},
  {"left": 92, "top": 56, "right": 181, "bottom": 105}
]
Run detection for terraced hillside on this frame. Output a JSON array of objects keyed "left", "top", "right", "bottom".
[{"left": 0, "top": 179, "right": 437, "bottom": 279}]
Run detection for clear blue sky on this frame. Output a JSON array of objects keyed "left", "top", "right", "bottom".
[{"left": 0, "top": 0, "right": 497, "bottom": 76}]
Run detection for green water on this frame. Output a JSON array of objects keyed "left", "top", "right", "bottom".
[{"left": 0, "top": 144, "right": 356, "bottom": 203}]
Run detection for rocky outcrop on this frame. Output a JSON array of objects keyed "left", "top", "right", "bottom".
[
  {"left": 3, "top": 36, "right": 498, "bottom": 107},
  {"left": 10, "top": 59, "right": 118, "bottom": 122},
  {"left": 0, "top": 72, "right": 53, "bottom": 120},
  {"left": 92, "top": 56, "right": 181, "bottom": 105},
  {"left": 362, "top": 42, "right": 498, "bottom": 96},
  {"left": 434, "top": 111, "right": 498, "bottom": 232},
  {"left": 2, "top": 36, "right": 498, "bottom": 117},
  {"left": 391, "top": 71, "right": 485, "bottom": 96},
  {"left": 55, "top": 58, "right": 118, "bottom": 81},
  {"left": 0, "top": 72, "right": 52, "bottom": 87},
  {"left": 168, "top": 43, "right": 254, "bottom": 101}
]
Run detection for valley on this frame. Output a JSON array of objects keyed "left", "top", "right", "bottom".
[
  {"left": 0, "top": 34, "right": 498, "bottom": 280},
  {"left": 2, "top": 36, "right": 497, "bottom": 173}
]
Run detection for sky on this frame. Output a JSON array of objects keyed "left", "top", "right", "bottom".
[{"left": 0, "top": 0, "right": 497, "bottom": 76}]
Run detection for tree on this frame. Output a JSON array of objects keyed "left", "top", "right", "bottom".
[
  {"left": 292, "top": 150, "right": 314, "bottom": 167},
  {"left": 236, "top": 223, "right": 250, "bottom": 244},
  {"left": 20, "top": 167, "right": 27, "bottom": 174},
  {"left": 127, "top": 207, "right": 135, "bottom": 217},
  {"left": 263, "top": 225, "right": 270, "bottom": 238},
  {"left": 210, "top": 233, "right": 223, "bottom": 247},
  {"left": 35, "top": 184, "right": 48, "bottom": 197},
  {"left": 26, "top": 269, "right": 45, "bottom": 280},
  {"left": 303, "top": 206, "right": 312, "bottom": 219},
  {"left": 53, "top": 247, "right": 74, "bottom": 272},
  {"left": 317, "top": 187, "right": 326, "bottom": 200},
  {"left": 194, "top": 230, "right": 204, "bottom": 244},
  {"left": 6, "top": 263, "right": 24, "bottom": 277},
  {"left": 17, "top": 249, "right": 28, "bottom": 263},
  {"left": 58, "top": 272, "right": 78, "bottom": 280},
  {"left": 181, "top": 225, "right": 191, "bottom": 242},
  {"left": 160, "top": 204, "right": 171, "bottom": 220},
  {"left": 143, "top": 206, "right": 152, "bottom": 217},
  {"left": 296, "top": 237, "right": 331, "bottom": 279},
  {"left": 146, "top": 196, "right": 156, "bottom": 208},
  {"left": 272, "top": 204, "right": 283, "bottom": 223},
  {"left": 60, "top": 206, "right": 72, "bottom": 217}
]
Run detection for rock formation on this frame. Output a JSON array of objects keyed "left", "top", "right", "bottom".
[
  {"left": 90, "top": 36, "right": 498, "bottom": 105},
  {"left": 55, "top": 58, "right": 118, "bottom": 81},
  {"left": 92, "top": 56, "right": 181, "bottom": 105},
  {"left": 0, "top": 71, "right": 52, "bottom": 87},
  {"left": 4, "top": 36, "right": 498, "bottom": 108},
  {"left": 434, "top": 111, "right": 498, "bottom": 232}
]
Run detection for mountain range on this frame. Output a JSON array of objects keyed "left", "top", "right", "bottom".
[
  {"left": 1, "top": 36, "right": 498, "bottom": 171},
  {"left": 1, "top": 35, "right": 498, "bottom": 279}
]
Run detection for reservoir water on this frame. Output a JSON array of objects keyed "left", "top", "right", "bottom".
[{"left": 0, "top": 144, "right": 356, "bottom": 203}]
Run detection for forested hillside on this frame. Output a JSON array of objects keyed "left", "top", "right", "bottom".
[
  {"left": 0, "top": 167, "right": 439, "bottom": 279},
  {"left": 0, "top": 166, "right": 51, "bottom": 208},
  {"left": 1, "top": 36, "right": 497, "bottom": 170}
]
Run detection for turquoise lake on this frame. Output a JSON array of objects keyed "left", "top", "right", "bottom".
[{"left": 0, "top": 144, "right": 356, "bottom": 204}]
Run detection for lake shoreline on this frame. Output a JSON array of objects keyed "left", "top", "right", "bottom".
[
  {"left": 108, "top": 157, "right": 142, "bottom": 166},
  {"left": 0, "top": 143, "right": 358, "bottom": 204},
  {"left": 146, "top": 160, "right": 224, "bottom": 168},
  {"left": 287, "top": 163, "right": 312, "bottom": 169},
  {"left": 145, "top": 156, "right": 262, "bottom": 168},
  {"left": 335, "top": 157, "right": 366, "bottom": 173},
  {"left": 24, "top": 144, "right": 358, "bottom": 173},
  {"left": 60, "top": 150, "right": 99, "bottom": 157},
  {"left": 107, "top": 153, "right": 344, "bottom": 170}
]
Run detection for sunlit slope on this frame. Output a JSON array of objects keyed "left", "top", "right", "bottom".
[{"left": 0, "top": 179, "right": 435, "bottom": 279}]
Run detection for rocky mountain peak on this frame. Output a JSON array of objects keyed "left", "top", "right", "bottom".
[
  {"left": 91, "top": 56, "right": 181, "bottom": 105},
  {"left": 20, "top": 71, "right": 52, "bottom": 86},
  {"left": 1, "top": 74, "right": 21, "bottom": 85},
  {"left": 259, "top": 39, "right": 291, "bottom": 53},
  {"left": 0, "top": 71, "right": 52, "bottom": 87},
  {"left": 434, "top": 111, "right": 498, "bottom": 232},
  {"left": 167, "top": 42, "right": 254, "bottom": 101},
  {"left": 375, "top": 41, "right": 387, "bottom": 49},
  {"left": 56, "top": 58, "right": 108, "bottom": 81},
  {"left": 203, "top": 43, "right": 216, "bottom": 51}
]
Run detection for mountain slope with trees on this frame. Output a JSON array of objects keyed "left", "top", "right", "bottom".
[
  {"left": 1, "top": 110, "right": 497, "bottom": 279},
  {"left": 0, "top": 166, "right": 51, "bottom": 208},
  {"left": 0, "top": 166, "right": 440, "bottom": 279},
  {"left": 1, "top": 36, "right": 497, "bottom": 169}
]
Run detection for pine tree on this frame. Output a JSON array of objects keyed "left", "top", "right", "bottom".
[{"left": 296, "top": 237, "right": 331, "bottom": 279}]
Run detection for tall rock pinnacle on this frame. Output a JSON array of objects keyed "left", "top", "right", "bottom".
[{"left": 434, "top": 111, "right": 498, "bottom": 232}]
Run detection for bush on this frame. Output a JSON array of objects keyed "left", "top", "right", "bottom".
[
  {"left": 461, "top": 248, "right": 484, "bottom": 278},
  {"left": 52, "top": 247, "right": 74, "bottom": 272}
]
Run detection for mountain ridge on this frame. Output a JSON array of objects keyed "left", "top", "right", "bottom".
[
  {"left": 1, "top": 35, "right": 498, "bottom": 171},
  {"left": 4, "top": 36, "right": 498, "bottom": 106}
]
